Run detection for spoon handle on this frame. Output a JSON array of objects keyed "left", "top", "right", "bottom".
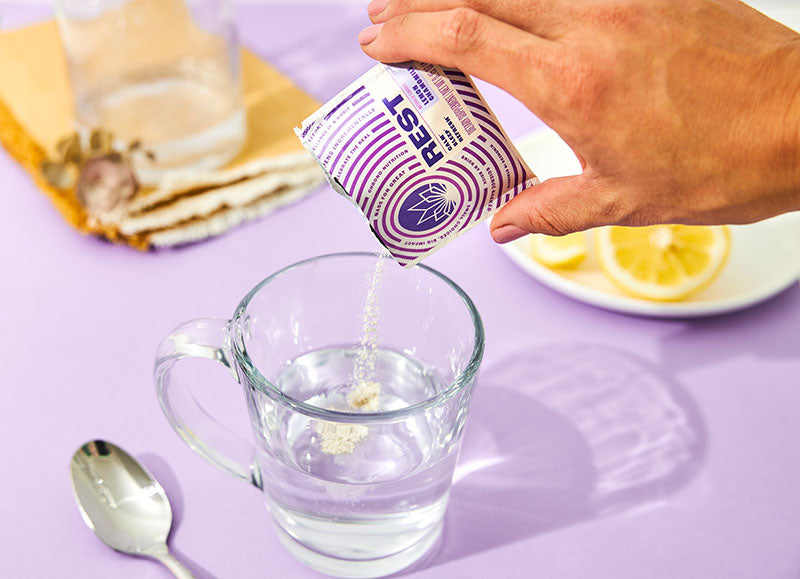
[{"left": 155, "top": 552, "right": 196, "bottom": 579}]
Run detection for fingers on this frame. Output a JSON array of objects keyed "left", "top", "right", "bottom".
[
  {"left": 360, "top": 8, "right": 561, "bottom": 112},
  {"left": 490, "top": 175, "right": 621, "bottom": 240},
  {"left": 368, "top": 0, "right": 568, "bottom": 38}
]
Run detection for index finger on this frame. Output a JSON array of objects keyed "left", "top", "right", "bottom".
[
  {"left": 370, "top": 0, "right": 570, "bottom": 39},
  {"left": 360, "top": 8, "right": 562, "bottom": 119}
]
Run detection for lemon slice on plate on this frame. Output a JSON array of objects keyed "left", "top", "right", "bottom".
[
  {"left": 596, "top": 224, "right": 730, "bottom": 301},
  {"left": 529, "top": 231, "right": 589, "bottom": 269}
]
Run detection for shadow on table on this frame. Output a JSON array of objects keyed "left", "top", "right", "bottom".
[
  {"left": 421, "top": 343, "right": 706, "bottom": 570},
  {"left": 658, "top": 283, "right": 800, "bottom": 373},
  {"left": 139, "top": 453, "right": 218, "bottom": 579}
]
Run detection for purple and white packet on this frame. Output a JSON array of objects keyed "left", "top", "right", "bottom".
[{"left": 295, "top": 61, "right": 539, "bottom": 267}]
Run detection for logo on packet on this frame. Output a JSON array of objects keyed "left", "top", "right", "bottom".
[{"left": 397, "top": 182, "right": 458, "bottom": 232}]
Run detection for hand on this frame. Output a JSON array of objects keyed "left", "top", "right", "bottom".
[{"left": 359, "top": 0, "right": 800, "bottom": 241}]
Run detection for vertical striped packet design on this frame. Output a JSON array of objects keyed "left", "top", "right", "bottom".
[{"left": 296, "top": 61, "right": 538, "bottom": 267}]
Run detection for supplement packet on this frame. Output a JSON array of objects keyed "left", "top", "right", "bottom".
[{"left": 295, "top": 61, "right": 538, "bottom": 267}]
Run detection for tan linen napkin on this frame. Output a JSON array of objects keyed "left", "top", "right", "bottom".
[{"left": 0, "top": 19, "right": 323, "bottom": 249}]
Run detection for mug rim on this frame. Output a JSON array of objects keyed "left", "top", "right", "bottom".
[{"left": 230, "top": 252, "right": 484, "bottom": 423}]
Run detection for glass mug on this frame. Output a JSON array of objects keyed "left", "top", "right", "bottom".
[
  {"left": 154, "top": 253, "right": 484, "bottom": 578},
  {"left": 55, "top": 0, "right": 245, "bottom": 184}
]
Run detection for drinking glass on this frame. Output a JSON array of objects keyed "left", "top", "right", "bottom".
[
  {"left": 154, "top": 253, "right": 484, "bottom": 578},
  {"left": 55, "top": 0, "right": 245, "bottom": 184}
]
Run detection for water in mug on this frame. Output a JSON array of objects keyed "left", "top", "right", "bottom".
[
  {"left": 258, "top": 347, "right": 457, "bottom": 565},
  {"left": 249, "top": 257, "right": 465, "bottom": 574}
]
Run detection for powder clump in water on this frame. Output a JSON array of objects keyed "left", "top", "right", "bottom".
[
  {"left": 316, "top": 422, "right": 369, "bottom": 455},
  {"left": 347, "top": 380, "right": 381, "bottom": 411}
]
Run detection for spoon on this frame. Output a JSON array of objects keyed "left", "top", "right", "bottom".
[{"left": 70, "top": 440, "right": 195, "bottom": 578}]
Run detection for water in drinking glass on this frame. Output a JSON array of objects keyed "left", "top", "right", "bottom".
[{"left": 56, "top": 0, "right": 245, "bottom": 184}]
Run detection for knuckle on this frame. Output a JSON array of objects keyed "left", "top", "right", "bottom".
[
  {"left": 524, "top": 203, "right": 570, "bottom": 236},
  {"left": 624, "top": 208, "right": 659, "bottom": 227},
  {"left": 389, "top": 13, "right": 415, "bottom": 45},
  {"left": 598, "top": 183, "right": 656, "bottom": 227},
  {"left": 585, "top": 0, "right": 646, "bottom": 30},
  {"left": 440, "top": 8, "right": 483, "bottom": 54},
  {"left": 458, "top": 0, "right": 483, "bottom": 10},
  {"left": 583, "top": 175, "right": 631, "bottom": 226},
  {"left": 596, "top": 188, "right": 626, "bottom": 225},
  {"left": 386, "top": 0, "right": 410, "bottom": 15}
]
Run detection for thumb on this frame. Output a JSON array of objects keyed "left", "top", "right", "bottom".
[{"left": 490, "top": 175, "right": 615, "bottom": 242}]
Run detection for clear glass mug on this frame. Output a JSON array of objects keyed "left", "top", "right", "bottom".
[
  {"left": 154, "top": 253, "right": 484, "bottom": 578},
  {"left": 55, "top": 0, "right": 245, "bottom": 184}
]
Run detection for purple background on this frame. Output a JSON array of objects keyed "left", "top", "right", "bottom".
[{"left": 2, "top": 3, "right": 800, "bottom": 578}]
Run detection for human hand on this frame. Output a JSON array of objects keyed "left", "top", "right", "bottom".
[{"left": 359, "top": 0, "right": 800, "bottom": 241}]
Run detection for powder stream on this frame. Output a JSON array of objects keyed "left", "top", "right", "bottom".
[{"left": 317, "top": 255, "right": 387, "bottom": 454}]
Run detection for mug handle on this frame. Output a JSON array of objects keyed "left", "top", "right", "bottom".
[{"left": 154, "top": 319, "right": 261, "bottom": 488}]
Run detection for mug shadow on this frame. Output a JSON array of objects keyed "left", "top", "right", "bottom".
[
  {"left": 421, "top": 343, "right": 706, "bottom": 570},
  {"left": 138, "top": 453, "right": 218, "bottom": 579}
]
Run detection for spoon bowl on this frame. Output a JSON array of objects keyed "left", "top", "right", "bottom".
[{"left": 70, "top": 440, "right": 194, "bottom": 578}]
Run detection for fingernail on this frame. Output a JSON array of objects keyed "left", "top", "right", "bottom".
[
  {"left": 367, "top": 0, "right": 389, "bottom": 17},
  {"left": 358, "top": 23, "right": 384, "bottom": 45},
  {"left": 492, "top": 224, "right": 527, "bottom": 244}
]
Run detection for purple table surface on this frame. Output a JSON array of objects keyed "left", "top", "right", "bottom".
[{"left": 2, "top": 3, "right": 800, "bottom": 579}]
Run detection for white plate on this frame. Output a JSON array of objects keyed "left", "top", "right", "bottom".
[{"left": 498, "top": 128, "right": 800, "bottom": 318}]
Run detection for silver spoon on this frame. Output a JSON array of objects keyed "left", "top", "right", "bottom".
[{"left": 70, "top": 440, "right": 195, "bottom": 578}]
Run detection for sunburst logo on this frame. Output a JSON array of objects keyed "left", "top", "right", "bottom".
[{"left": 397, "top": 182, "right": 459, "bottom": 232}]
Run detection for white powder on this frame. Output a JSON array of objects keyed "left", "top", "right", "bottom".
[
  {"left": 317, "top": 255, "right": 387, "bottom": 454},
  {"left": 316, "top": 421, "right": 369, "bottom": 455},
  {"left": 347, "top": 380, "right": 381, "bottom": 412}
]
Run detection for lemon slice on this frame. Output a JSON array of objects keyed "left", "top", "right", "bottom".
[
  {"left": 596, "top": 225, "right": 730, "bottom": 301},
  {"left": 529, "top": 231, "right": 589, "bottom": 269}
]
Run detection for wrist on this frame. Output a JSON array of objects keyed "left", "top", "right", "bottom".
[
  {"left": 788, "top": 56, "right": 800, "bottom": 212},
  {"left": 778, "top": 40, "right": 800, "bottom": 213},
  {"left": 750, "top": 37, "right": 800, "bottom": 219}
]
